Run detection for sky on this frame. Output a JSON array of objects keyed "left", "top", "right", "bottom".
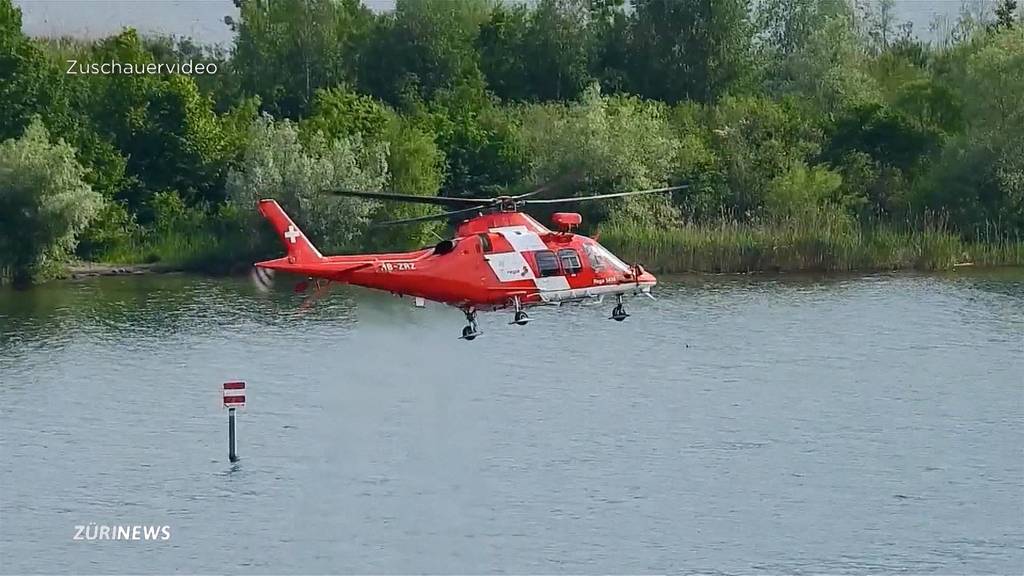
[{"left": 13, "top": 0, "right": 983, "bottom": 47}]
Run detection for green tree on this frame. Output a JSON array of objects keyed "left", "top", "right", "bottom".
[
  {"left": 143, "top": 35, "right": 239, "bottom": 112},
  {"left": 517, "top": 86, "right": 682, "bottom": 226},
  {"left": 957, "top": 26, "right": 1024, "bottom": 132},
  {"left": 299, "top": 86, "right": 392, "bottom": 144},
  {"left": 753, "top": 0, "right": 845, "bottom": 59},
  {"left": 994, "top": 0, "right": 1018, "bottom": 30},
  {"left": 706, "top": 95, "right": 823, "bottom": 217},
  {"left": 628, "top": 0, "right": 754, "bottom": 104},
  {"left": 587, "top": 0, "right": 631, "bottom": 93},
  {"left": 477, "top": 2, "right": 532, "bottom": 101},
  {"left": 80, "top": 30, "right": 232, "bottom": 214},
  {"left": 359, "top": 0, "right": 489, "bottom": 106},
  {"left": 825, "top": 103, "right": 943, "bottom": 174},
  {"left": 763, "top": 160, "right": 845, "bottom": 220},
  {"left": 232, "top": 0, "right": 373, "bottom": 118},
  {"left": 0, "top": 0, "right": 69, "bottom": 141},
  {"left": 523, "top": 0, "right": 593, "bottom": 101},
  {"left": 912, "top": 27, "right": 1024, "bottom": 236},
  {"left": 226, "top": 117, "right": 388, "bottom": 253},
  {"left": 369, "top": 116, "right": 446, "bottom": 248},
  {"left": 478, "top": 0, "right": 593, "bottom": 102},
  {"left": 426, "top": 82, "right": 528, "bottom": 200},
  {"left": 298, "top": 86, "right": 445, "bottom": 248},
  {"left": 0, "top": 119, "right": 103, "bottom": 285},
  {"left": 766, "top": 6, "right": 880, "bottom": 120}
]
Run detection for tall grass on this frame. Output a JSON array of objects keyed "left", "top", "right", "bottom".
[
  {"left": 99, "top": 227, "right": 249, "bottom": 273},
  {"left": 82, "top": 209, "right": 1024, "bottom": 277},
  {"left": 97, "top": 204, "right": 261, "bottom": 274},
  {"left": 600, "top": 214, "right": 1024, "bottom": 273}
]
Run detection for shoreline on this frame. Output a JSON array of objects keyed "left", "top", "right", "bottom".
[
  {"left": 52, "top": 259, "right": 1022, "bottom": 284},
  {"left": 65, "top": 262, "right": 185, "bottom": 279}
]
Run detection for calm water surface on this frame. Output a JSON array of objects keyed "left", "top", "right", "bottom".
[{"left": 1, "top": 271, "right": 1022, "bottom": 574}]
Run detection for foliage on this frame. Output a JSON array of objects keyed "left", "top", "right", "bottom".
[
  {"left": 298, "top": 85, "right": 444, "bottom": 247},
  {"left": 225, "top": 116, "right": 388, "bottom": 254},
  {"left": 425, "top": 82, "right": 528, "bottom": 199},
  {"left": 0, "top": 0, "right": 73, "bottom": 143},
  {"left": 76, "top": 30, "right": 233, "bottom": 215},
  {"left": 0, "top": 119, "right": 102, "bottom": 284},
  {"left": 358, "top": 0, "right": 489, "bottom": 106},
  {"left": 909, "top": 27, "right": 1024, "bottom": 238},
  {"left": 994, "top": 0, "right": 1018, "bottom": 30},
  {"left": 763, "top": 161, "right": 845, "bottom": 221},
  {"left": 232, "top": 0, "right": 373, "bottom": 118},
  {"left": 599, "top": 215, "right": 1018, "bottom": 274},
  {"left": 705, "top": 95, "right": 823, "bottom": 217},
  {"left": 369, "top": 116, "right": 446, "bottom": 248},
  {"left": 3, "top": 0, "right": 1024, "bottom": 282},
  {"left": 478, "top": 0, "right": 592, "bottom": 102},
  {"left": 765, "top": 3, "right": 880, "bottom": 119},
  {"left": 517, "top": 86, "right": 681, "bottom": 225},
  {"left": 300, "top": 86, "right": 392, "bottom": 144},
  {"left": 825, "top": 102, "right": 943, "bottom": 173},
  {"left": 628, "top": 0, "right": 754, "bottom": 104}
]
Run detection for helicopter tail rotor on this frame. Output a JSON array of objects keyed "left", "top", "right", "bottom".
[{"left": 250, "top": 266, "right": 275, "bottom": 293}]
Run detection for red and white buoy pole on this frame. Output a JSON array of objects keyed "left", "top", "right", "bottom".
[{"left": 223, "top": 381, "right": 246, "bottom": 462}]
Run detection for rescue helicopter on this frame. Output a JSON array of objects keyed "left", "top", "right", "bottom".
[{"left": 253, "top": 183, "right": 686, "bottom": 340}]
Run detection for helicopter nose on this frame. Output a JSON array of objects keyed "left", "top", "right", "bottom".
[{"left": 638, "top": 267, "right": 657, "bottom": 285}]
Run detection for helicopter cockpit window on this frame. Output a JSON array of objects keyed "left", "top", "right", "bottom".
[
  {"left": 558, "top": 249, "right": 582, "bottom": 275},
  {"left": 478, "top": 233, "right": 492, "bottom": 253},
  {"left": 586, "top": 242, "right": 631, "bottom": 273},
  {"left": 534, "top": 250, "right": 561, "bottom": 277},
  {"left": 584, "top": 244, "right": 604, "bottom": 271}
]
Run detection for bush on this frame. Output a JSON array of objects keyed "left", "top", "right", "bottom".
[
  {"left": 763, "top": 161, "right": 845, "bottom": 220},
  {"left": 0, "top": 118, "right": 102, "bottom": 285},
  {"left": 225, "top": 116, "right": 389, "bottom": 254},
  {"left": 517, "top": 85, "right": 682, "bottom": 226}
]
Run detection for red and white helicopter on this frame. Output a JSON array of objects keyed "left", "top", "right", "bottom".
[{"left": 254, "top": 184, "right": 685, "bottom": 340}]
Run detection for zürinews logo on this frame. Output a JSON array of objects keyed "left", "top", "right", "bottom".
[{"left": 73, "top": 524, "right": 171, "bottom": 541}]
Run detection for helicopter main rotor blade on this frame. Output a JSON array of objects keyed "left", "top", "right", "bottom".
[
  {"left": 511, "top": 169, "right": 583, "bottom": 200},
  {"left": 522, "top": 184, "right": 689, "bottom": 205},
  {"left": 371, "top": 204, "right": 488, "bottom": 227},
  {"left": 328, "top": 189, "right": 496, "bottom": 207}
]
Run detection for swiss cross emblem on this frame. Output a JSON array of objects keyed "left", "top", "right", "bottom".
[{"left": 284, "top": 225, "right": 301, "bottom": 244}]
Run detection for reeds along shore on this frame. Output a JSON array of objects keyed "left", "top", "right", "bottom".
[
  {"left": 66, "top": 213, "right": 1024, "bottom": 278},
  {"left": 600, "top": 218, "right": 1024, "bottom": 274}
]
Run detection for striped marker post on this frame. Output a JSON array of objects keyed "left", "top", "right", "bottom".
[{"left": 223, "top": 381, "right": 246, "bottom": 462}]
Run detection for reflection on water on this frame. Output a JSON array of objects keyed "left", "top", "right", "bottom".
[{"left": 1, "top": 270, "right": 1022, "bottom": 574}]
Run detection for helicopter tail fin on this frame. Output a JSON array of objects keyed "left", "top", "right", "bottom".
[{"left": 257, "top": 199, "right": 323, "bottom": 263}]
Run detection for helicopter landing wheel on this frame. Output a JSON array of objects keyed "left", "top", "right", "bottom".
[
  {"left": 508, "top": 296, "right": 530, "bottom": 326},
  {"left": 610, "top": 295, "right": 629, "bottom": 321},
  {"left": 511, "top": 310, "right": 530, "bottom": 326},
  {"left": 460, "top": 308, "right": 481, "bottom": 340}
]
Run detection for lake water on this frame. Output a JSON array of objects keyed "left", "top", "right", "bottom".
[{"left": 1, "top": 271, "right": 1022, "bottom": 574}]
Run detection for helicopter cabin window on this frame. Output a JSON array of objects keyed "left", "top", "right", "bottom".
[
  {"left": 534, "top": 250, "right": 562, "bottom": 277},
  {"left": 558, "top": 249, "right": 582, "bottom": 274},
  {"left": 584, "top": 244, "right": 604, "bottom": 271},
  {"left": 477, "top": 233, "right": 492, "bottom": 253}
]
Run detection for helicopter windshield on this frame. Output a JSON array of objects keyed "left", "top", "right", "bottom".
[{"left": 584, "top": 242, "right": 632, "bottom": 273}]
